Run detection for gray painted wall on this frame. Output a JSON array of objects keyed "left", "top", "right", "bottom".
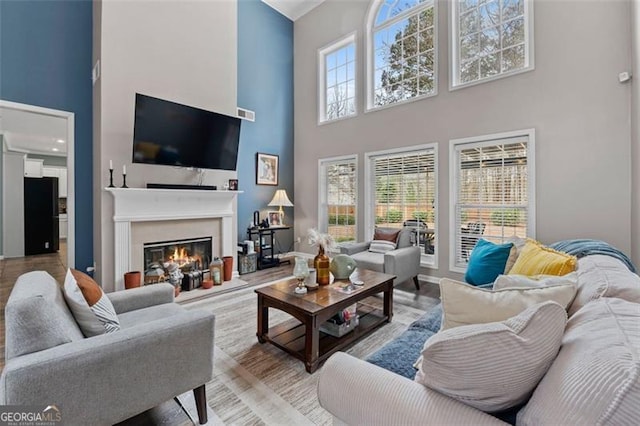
[
  {"left": 2, "top": 151, "right": 24, "bottom": 257},
  {"left": 294, "top": 0, "right": 632, "bottom": 281},
  {"left": 95, "top": 0, "right": 238, "bottom": 291},
  {"left": 632, "top": 0, "right": 639, "bottom": 267}
]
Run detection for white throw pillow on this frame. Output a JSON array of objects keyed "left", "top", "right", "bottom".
[
  {"left": 369, "top": 240, "right": 396, "bottom": 253},
  {"left": 493, "top": 271, "right": 578, "bottom": 290},
  {"left": 63, "top": 268, "right": 120, "bottom": 337},
  {"left": 440, "top": 278, "right": 576, "bottom": 330},
  {"left": 415, "top": 301, "right": 567, "bottom": 413}
]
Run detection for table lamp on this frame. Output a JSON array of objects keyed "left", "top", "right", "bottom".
[{"left": 268, "top": 189, "right": 293, "bottom": 226}]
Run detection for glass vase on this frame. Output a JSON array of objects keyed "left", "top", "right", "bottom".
[{"left": 314, "top": 245, "right": 330, "bottom": 285}]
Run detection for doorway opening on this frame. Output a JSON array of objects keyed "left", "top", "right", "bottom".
[{"left": 0, "top": 100, "right": 75, "bottom": 268}]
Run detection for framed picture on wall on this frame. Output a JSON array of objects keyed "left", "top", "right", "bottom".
[{"left": 256, "top": 153, "right": 279, "bottom": 186}]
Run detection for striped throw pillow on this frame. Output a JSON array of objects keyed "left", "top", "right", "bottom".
[
  {"left": 415, "top": 301, "right": 567, "bottom": 413},
  {"left": 369, "top": 240, "right": 397, "bottom": 253},
  {"left": 63, "top": 268, "right": 120, "bottom": 337}
]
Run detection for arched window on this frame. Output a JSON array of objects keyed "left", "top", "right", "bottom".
[{"left": 366, "top": 0, "right": 437, "bottom": 110}]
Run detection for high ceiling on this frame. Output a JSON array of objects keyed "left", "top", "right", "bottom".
[
  {"left": 262, "top": 0, "right": 325, "bottom": 21},
  {"left": 0, "top": 106, "right": 68, "bottom": 157}
]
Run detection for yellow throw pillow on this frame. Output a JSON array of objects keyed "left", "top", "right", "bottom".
[
  {"left": 439, "top": 278, "right": 576, "bottom": 330},
  {"left": 508, "top": 239, "right": 577, "bottom": 276}
]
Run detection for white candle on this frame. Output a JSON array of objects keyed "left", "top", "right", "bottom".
[
  {"left": 123, "top": 165, "right": 126, "bottom": 175},
  {"left": 109, "top": 160, "right": 113, "bottom": 170}
]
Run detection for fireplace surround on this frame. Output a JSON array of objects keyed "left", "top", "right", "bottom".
[{"left": 107, "top": 187, "right": 240, "bottom": 291}]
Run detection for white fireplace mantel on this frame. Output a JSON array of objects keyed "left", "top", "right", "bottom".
[{"left": 106, "top": 188, "right": 242, "bottom": 290}]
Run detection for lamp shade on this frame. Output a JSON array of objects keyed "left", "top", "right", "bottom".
[{"left": 268, "top": 189, "right": 293, "bottom": 208}]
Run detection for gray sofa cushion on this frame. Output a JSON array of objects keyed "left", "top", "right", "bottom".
[
  {"left": 117, "top": 302, "right": 187, "bottom": 329},
  {"left": 351, "top": 251, "right": 385, "bottom": 273},
  {"left": 5, "top": 271, "right": 84, "bottom": 360}
]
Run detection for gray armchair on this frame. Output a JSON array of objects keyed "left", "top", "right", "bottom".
[
  {"left": 0, "top": 271, "right": 215, "bottom": 425},
  {"left": 340, "top": 227, "right": 421, "bottom": 290}
]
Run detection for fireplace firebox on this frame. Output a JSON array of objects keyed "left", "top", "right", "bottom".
[{"left": 143, "top": 237, "right": 212, "bottom": 290}]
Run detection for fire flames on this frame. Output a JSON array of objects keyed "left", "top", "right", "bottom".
[{"left": 169, "top": 246, "right": 201, "bottom": 270}]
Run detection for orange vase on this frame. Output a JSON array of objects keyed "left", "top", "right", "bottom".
[
  {"left": 223, "top": 256, "right": 234, "bottom": 281},
  {"left": 124, "top": 271, "right": 141, "bottom": 289}
]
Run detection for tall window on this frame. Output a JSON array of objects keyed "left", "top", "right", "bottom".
[
  {"left": 367, "top": 0, "right": 437, "bottom": 110},
  {"left": 318, "top": 33, "right": 357, "bottom": 123},
  {"left": 366, "top": 145, "right": 437, "bottom": 265},
  {"left": 450, "top": 129, "right": 535, "bottom": 271},
  {"left": 451, "top": 0, "right": 534, "bottom": 89},
  {"left": 319, "top": 155, "right": 358, "bottom": 243}
]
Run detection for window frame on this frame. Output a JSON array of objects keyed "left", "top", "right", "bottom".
[
  {"left": 364, "top": 143, "right": 439, "bottom": 268},
  {"left": 365, "top": 0, "right": 439, "bottom": 113},
  {"left": 318, "top": 32, "right": 358, "bottom": 125},
  {"left": 449, "top": 0, "right": 535, "bottom": 91},
  {"left": 449, "top": 128, "right": 536, "bottom": 273},
  {"left": 318, "top": 154, "right": 359, "bottom": 246}
]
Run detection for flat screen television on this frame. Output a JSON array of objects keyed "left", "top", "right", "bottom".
[{"left": 132, "top": 93, "right": 241, "bottom": 170}]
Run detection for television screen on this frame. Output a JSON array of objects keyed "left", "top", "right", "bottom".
[{"left": 132, "top": 93, "right": 241, "bottom": 170}]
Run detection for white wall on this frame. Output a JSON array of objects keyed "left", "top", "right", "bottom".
[
  {"left": 95, "top": 0, "right": 238, "bottom": 291},
  {"left": 294, "top": 0, "right": 633, "bottom": 280},
  {"left": 632, "top": 0, "right": 640, "bottom": 267}
]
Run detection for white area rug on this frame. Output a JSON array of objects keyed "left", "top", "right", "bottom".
[{"left": 182, "top": 284, "right": 439, "bottom": 425}]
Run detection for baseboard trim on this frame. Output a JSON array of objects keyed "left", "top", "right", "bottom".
[{"left": 418, "top": 274, "right": 440, "bottom": 285}]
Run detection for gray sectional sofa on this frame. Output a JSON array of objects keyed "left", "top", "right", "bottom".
[{"left": 318, "top": 254, "right": 640, "bottom": 425}]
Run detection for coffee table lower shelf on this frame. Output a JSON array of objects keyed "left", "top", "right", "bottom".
[{"left": 261, "top": 305, "right": 387, "bottom": 371}]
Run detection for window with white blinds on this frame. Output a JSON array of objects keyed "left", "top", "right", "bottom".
[
  {"left": 319, "top": 156, "right": 358, "bottom": 244},
  {"left": 366, "top": 144, "right": 437, "bottom": 265},
  {"left": 450, "top": 129, "right": 535, "bottom": 271}
]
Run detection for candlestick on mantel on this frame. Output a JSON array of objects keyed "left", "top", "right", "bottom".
[
  {"left": 123, "top": 165, "right": 126, "bottom": 175},
  {"left": 109, "top": 160, "right": 113, "bottom": 170},
  {"left": 108, "top": 168, "right": 115, "bottom": 188}
]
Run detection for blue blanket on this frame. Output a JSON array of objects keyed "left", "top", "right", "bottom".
[{"left": 549, "top": 239, "right": 636, "bottom": 273}]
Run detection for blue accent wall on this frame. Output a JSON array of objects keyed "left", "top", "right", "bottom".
[
  {"left": 0, "top": 0, "right": 93, "bottom": 269},
  {"left": 237, "top": 0, "right": 294, "bottom": 253}
]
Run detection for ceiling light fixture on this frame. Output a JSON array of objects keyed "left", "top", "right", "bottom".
[
  {"left": 52, "top": 148, "right": 59, "bottom": 152},
  {"left": 56, "top": 139, "right": 65, "bottom": 144}
]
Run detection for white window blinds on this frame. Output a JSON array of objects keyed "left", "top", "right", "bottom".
[
  {"left": 370, "top": 147, "right": 436, "bottom": 261},
  {"left": 319, "top": 156, "right": 357, "bottom": 243},
  {"left": 452, "top": 133, "right": 533, "bottom": 269}
]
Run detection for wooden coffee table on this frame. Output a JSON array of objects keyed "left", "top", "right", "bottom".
[{"left": 255, "top": 268, "right": 395, "bottom": 373}]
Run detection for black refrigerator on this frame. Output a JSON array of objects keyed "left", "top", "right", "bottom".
[{"left": 24, "top": 176, "right": 59, "bottom": 255}]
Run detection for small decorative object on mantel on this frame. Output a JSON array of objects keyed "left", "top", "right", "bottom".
[
  {"left": 228, "top": 179, "right": 238, "bottom": 190},
  {"left": 108, "top": 160, "right": 115, "bottom": 188},
  {"left": 121, "top": 164, "right": 128, "bottom": 189},
  {"left": 308, "top": 229, "right": 336, "bottom": 285},
  {"left": 330, "top": 254, "right": 357, "bottom": 280}
]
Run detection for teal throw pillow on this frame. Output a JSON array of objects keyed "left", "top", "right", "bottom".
[{"left": 465, "top": 239, "right": 513, "bottom": 286}]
